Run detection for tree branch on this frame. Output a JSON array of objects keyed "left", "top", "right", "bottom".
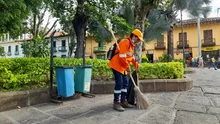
[
  {"left": 40, "top": 5, "right": 48, "bottom": 20},
  {"left": 33, "top": 13, "right": 37, "bottom": 35},
  {"left": 43, "top": 15, "right": 52, "bottom": 35},
  {"left": 36, "top": 14, "right": 44, "bottom": 36},
  {"left": 43, "top": 19, "right": 58, "bottom": 38}
]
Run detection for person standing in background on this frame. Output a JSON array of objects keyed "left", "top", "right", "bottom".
[{"left": 208, "top": 56, "right": 217, "bottom": 70}]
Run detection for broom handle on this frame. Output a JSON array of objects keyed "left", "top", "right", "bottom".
[
  {"left": 107, "top": 23, "right": 120, "bottom": 50},
  {"left": 129, "top": 73, "right": 138, "bottom": 88},
  {"left": 136, "top": 72, "right": 140, "bottom": 86}
]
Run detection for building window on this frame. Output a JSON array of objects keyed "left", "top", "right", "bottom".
[
  {"left": 98, "top": 42, "right": 104, "bottom": 47},
  {"left": 179, "top": 32, "right": 187, "bottom": 42},
  {"left": 6, "top": 34, "right": 9, "bottom": 41},
  {"left": 204, "top": 30, "right": 213, "bottom": 42},
  {"left": 53, "top": 41, "right": 56, "bottom": 48},
  {"left": 96, "top": 54, "right": 106, "bottom": 60},
  {"left": 15, "top": 45, "right": 19, "bottom": 51},
  {"left": 8, "top": 46, "right": 11, "bottom": 53},
  {"left": 2, "top": 35, "right": 4, "bottom": 41},
  {"left": 7, "top": 46, "right": 11, "bottom": 56},
  {"left": 62, "top": 40, "right": 66, "bottom": 46},
  {"left": 157, "top": 35, "right": 164, "bottom": 43},
  {"left": 61, "top": 55, "right": 66, "bottom": 58},
  {"left": 15, "top": 45, "right": 19, "bottom": 55}
]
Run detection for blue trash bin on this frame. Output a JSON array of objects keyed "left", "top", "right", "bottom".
[{"left": 55, "top": 66, "right": 75, "bottom": 97}]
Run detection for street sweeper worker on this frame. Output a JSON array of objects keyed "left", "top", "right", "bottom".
[{"left": 108, "top": 29, "right": 144, "bottom": 112}]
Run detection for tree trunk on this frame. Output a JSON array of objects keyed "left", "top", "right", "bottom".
[
  {"left": 167, "top": 26, "right": 174, "bottom": 59},
  {"left": 73, "top": 0, "right": 88, "bottom": 58},
  {"left": 134, "top": 0, "right": 155, "bottom": 63}
]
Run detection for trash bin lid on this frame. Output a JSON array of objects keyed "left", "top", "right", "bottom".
[
  {"left": 75, "top": 65, "right": 92, "bottom": 68},
  {"left": 55, "top": 66, "right": 74, "bottom": 69}
]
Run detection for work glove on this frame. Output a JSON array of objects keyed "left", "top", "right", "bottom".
[{"left": 126, "top": 67, "right": 131, "bottom": 74}]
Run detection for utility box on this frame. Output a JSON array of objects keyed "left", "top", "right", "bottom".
[{"left": 55, "top": 66, "right": 75, "bottom": 97}]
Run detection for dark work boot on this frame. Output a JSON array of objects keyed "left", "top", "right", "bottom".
[
  {"left": 113, "top": 102, "right": 125, "bottom": 112},
  {"left": 121, "top": 100, "right": 133, "bottom": 108}
]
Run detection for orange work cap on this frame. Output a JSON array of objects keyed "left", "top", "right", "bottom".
[{"left": 132, "top": 29, "right": 144, "bottom": 42}]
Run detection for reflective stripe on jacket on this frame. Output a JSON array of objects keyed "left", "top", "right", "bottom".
[{"left": 108, "top": 36, "right": 138, "bottom": 74}]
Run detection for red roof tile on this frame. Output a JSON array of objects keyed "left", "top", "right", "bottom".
[
  {"left": 45, "top": 32, "right": 68, "bottom": 38},
  {"left": 175, "top": 17, "right": 220, "bottom": 27}
]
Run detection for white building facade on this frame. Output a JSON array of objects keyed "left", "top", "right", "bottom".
[{"left": 0, "top": 32, "right": 75, "bottom": 58}]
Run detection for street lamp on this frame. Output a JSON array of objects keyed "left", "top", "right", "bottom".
[
  {"left": 180, "top": 10, "right": 185, "bottom": 68},
  {"left": 197, "top": 17, "right": 201, "bottom": 59}
]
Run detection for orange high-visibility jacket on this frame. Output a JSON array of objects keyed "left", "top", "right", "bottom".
[{"left": 108, "top": 36, "right": 138, "bottom": 74}]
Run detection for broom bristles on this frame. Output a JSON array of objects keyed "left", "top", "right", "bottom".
[{"left": 134, "top": 86, "right": 151, "bottom": 109}]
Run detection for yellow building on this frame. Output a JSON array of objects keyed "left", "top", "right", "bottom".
[
  {"left": 85, "top": 38, "right": 114, "bottom": 59},
  {"left": 145, "top": 17, "right": 220, "bottom": 62},
  {"left": 85, "top": 17, "right": 220, "bottom": 62}
]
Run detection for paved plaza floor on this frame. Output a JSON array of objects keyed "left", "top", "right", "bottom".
[{"left": 1, "top": 68, "right": 220, "bottom": 124}]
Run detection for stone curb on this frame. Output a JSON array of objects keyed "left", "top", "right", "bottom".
[
  {"left": 184, "top": 70, "right": 196, "bottom": 74},
  {"left": 90, "top": 79, "right": 193, "bottom": 94},
  {"left": 0, "top": 79, "right": 193, "bottom": 112},
  {"left": 0, "top": 88, "right": 49, "bottom": 112}
]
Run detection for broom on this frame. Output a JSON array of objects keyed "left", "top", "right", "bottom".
[{"left": 129, "top": 72, "right": 151, "bottom": 109}]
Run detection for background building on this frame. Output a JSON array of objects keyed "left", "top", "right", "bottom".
[
  {"left": 0, "top": 32, "right": 74, "bottom": 58},
  {"left": 145, "top": 17, "right": 220, "bottom": 63}
]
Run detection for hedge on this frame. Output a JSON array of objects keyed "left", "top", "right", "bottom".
[{"left": 0, "top": 58, "right": 183, "bottom": 90}]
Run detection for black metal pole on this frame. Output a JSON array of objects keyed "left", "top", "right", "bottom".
[
  {"left": 181, "top": 10, "right": 185, "bottom": 68},
  {"left": 83, "top": 40, "right": 86, "bottom": 66},
  {"left": 50, "top": 30, "right": 56, "bottom": 98}
]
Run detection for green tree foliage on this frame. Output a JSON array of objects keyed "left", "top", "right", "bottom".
[
  {"left": 0, "top": 0, "right": 42, "bottom": 38},
  {"left": 144, "top": 9, "right": 171, "bottom": 42},
  {"left": 21, "top": 0, "right": 58, "bottom": 58},
  {"left": 158, "top": 54, "right": 172, "bottom": 62},
  {"left": 21, "top": 35, "right": 50, "bottom": 57},
  {"left": 132, "top": 0, "right": 171, "bottom": 63},
  {"left": 49, "top": 0, "right": 120, "bottom": 58}
]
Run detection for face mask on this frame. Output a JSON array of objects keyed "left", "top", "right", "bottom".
[{"left": 132, "top": 39, "right": 135, "bottom": 44}]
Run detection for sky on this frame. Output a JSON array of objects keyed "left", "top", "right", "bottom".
[
  {"left": 179, "top": 0, "right": 220, "bottom": 20},
  {"left": 44, "top": 0, "right": 220, "bottom": 30}
]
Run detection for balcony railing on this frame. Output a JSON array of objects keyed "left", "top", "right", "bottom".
[
  {"left": 177, "top": 40, "right": 189, "bottom": 49},
  {"left": 58, "top": 46, "right": 67, "bottom": 52},
  {"left": 201, "top": 38, "right": 216, "bottom": 47},
  {"left": 53, "top": 47, "right": 57, "bottom": 53},
  {"left": 15, "top": 51, "right": 19, "bottom": 55},
  {"left": 154, "top": 42, "right": 166, "bottom": 50},
  {"left": 93, "top": 46, "right": 107, "bottom": 53},
  {"left": 7, "top": 52, "right": 12, "bottom": 56}
]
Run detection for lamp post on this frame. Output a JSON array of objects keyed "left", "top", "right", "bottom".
[
  {"left": 197, "top": 17, "right": 201, "bottom": 58},
  {"left": 180, "top": 10, "right": 185, "bottom": 68}
]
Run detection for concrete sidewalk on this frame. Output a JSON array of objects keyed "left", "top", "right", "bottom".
[{"left": 1, "top": 68, "right": 220, "bottom": 124}]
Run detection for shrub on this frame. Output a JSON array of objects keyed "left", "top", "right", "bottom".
[
  {"left": 0, "top": 58, "right": 184, "bottom": 90},
  {"left": 139, "top": 62, "right": 184, "bottom": 79},
  {"left": 142, "top": 57, "right": 149, "bottom": 63},
  {"left": 158, "top": 54, "right": 172, "bottom": 62}
]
